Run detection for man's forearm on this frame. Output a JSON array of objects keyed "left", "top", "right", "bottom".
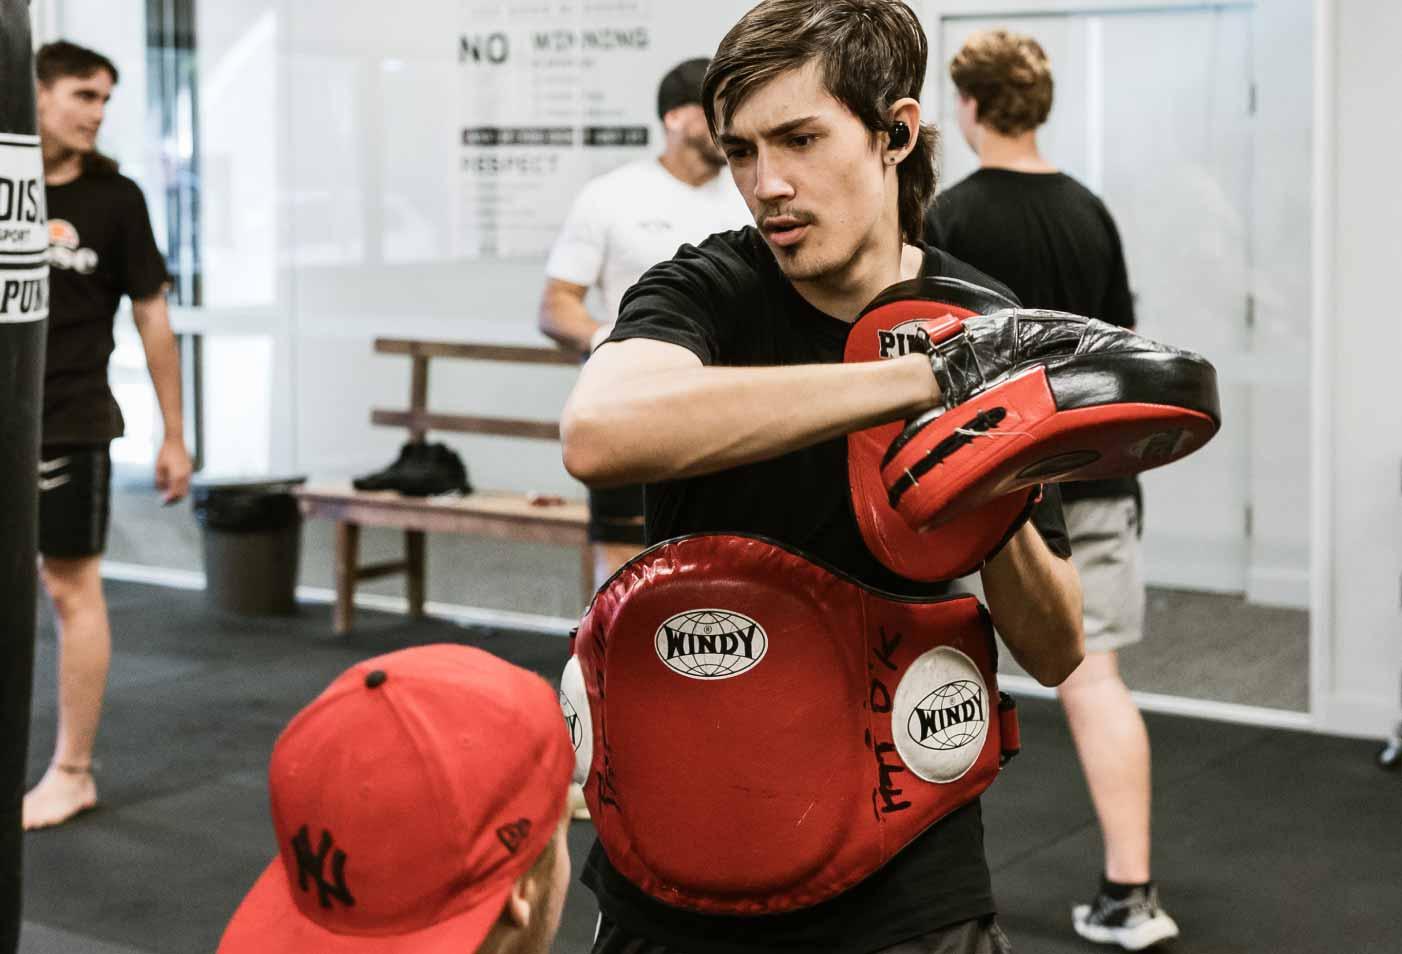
[
  {"left": 132, "top": 298, "right": 184, "bottom": 440},
  {"left": 539, "top": 287, "right": 601, "bottom": 354},
  {"left": 562, "top": 345, "right": 939, "bottom": 486},
  {"left": 980, "top": 521, "right": 1084, "bottom": 686}
]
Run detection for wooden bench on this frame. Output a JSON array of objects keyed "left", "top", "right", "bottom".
[{"left": 296, "top": 338, "right": 589, "bottom": 634}]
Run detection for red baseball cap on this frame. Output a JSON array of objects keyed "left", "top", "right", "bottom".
[{"left": 218, "top": 644, "right": 573, "bottom": 954}]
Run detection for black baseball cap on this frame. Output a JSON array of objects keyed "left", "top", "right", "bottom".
[{"left": 657, "top": 57, "right": 710, "bottom": 119}]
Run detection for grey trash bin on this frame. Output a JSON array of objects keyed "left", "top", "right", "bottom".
[{"left": 192, "top": 477, "right": 306, "bottom": 615}]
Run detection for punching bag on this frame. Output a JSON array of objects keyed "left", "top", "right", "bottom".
[{"left": 0, "top": 1, "right": 47, "bottom": 949}]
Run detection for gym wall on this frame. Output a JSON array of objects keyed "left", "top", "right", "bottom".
[{"left": 33, "top": 0, "right": 1400, "bottom": 736}]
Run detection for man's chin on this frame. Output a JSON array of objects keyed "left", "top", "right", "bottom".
[{"left": 769, "top": 244, "right": 835, "bottom": 283}]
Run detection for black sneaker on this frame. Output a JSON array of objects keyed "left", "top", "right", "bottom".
[
  {"left": 352, "top": 440, "right": 430, "bottom": 491},
  {"left": 1072, "top": 883, "right": 1179, "bottom": 950},
  {"left": 394, "top": 442, "right": 472, "bottom": 497}
]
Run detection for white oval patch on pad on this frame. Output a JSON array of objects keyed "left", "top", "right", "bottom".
[
  {"left": 893, "top": 646, "right": 990, "bottom": 783},
  {"left": 654, "top": 609, "right": 768, "bottom": 680},
  {"left": 559, "top": 655, "right": 592, "bottom": 785}
]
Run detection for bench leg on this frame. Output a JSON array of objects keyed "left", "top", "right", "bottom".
[
  {"left": 335, "top": 521, "right": 360, "bottom": 636},
  {"left": 405, "top": 530, "right": 426, "bottom": 619}
]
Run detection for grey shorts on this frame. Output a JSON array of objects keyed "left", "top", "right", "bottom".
[
  {"left": 591, "top": 914, "right": 1012, "bottom": 953},
  {"left": 877, "top": 916, "right": 1013, "bottom": 954},
  {"left": 1064, "top": 496, "right": 1144, "bottom": 653}
]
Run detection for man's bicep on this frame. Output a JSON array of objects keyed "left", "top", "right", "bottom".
[
  {"left": 1100, "top": 209, "right": 1136, "bottom": 329},
  {"left": 572, "top": 338, "right": 701, "bottom": 408},
  {"left": 544, "top": 277, "right": 589, "bottom": 302},
  {"left": 581, "top": 337, "right": 701, "bottom": 385},
  {"left": 120, "top": 184, "right": 171, "bottom": 300},
  {"left": 546, "top": 186, "right": 609, "bottom": 287},
  {"left": 129, "top": 291, "right": 170, "bottom": 331}
]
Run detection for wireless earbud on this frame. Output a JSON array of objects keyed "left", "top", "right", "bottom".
[{"left": 889, "top": 121, "right": 910, "bottom": 150}]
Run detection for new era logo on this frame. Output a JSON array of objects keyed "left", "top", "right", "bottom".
[{"left": 496, "top": 818, "right": 532, "bottom": 854}]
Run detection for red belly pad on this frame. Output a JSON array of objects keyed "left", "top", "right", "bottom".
[{"left": 561, "top": 534, "right": 1018, "bottom": 915}]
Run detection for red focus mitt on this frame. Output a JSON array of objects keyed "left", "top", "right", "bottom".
[
  {"left": 882, "top": 308, "right": 1221, "bottom": 530},
  {"left": 847, "top": 276, "right": 1038, "bottom": 582}
]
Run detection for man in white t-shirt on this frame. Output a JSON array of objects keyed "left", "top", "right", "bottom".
[{"left": 539, "top": 57, "right": 749, "bottom": 587}]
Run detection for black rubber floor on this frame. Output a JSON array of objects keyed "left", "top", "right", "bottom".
[{"left": 19, "top": 582, "right": 1400, "bottom": 953}]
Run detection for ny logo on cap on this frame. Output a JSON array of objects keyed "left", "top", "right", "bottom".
[{"left": 292, "top": 825, "right": 356, "bottom": 909}]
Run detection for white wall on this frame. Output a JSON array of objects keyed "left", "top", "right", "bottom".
[
  {"left": 923, "top": 0, "right": 1313, "bottom": 608},
  {"left": 49, "top": 0, "right": 1399, "bottom": 737},
  {"left": 1248, "top": 0, "right": 1314, "bottom": 608},
  {"left": 1314, "top": 0, "right": 1402, "bottom": 737},
  {"left": 62, "top": 0, "right": 1315, "bottom": 561},
  {"left": 192, "top": 0, "right": 760, "bottom": 491}
]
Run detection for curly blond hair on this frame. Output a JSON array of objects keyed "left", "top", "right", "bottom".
[{"left": 949, "top": 29, "right": 1053, "bottom": 135}]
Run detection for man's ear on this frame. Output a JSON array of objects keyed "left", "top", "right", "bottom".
[
  {"left": 499, "top": 871, "right": 535, "bottom": 929},
  {"left": 886, "top": 96, "right": 922, "bottom": 162}
]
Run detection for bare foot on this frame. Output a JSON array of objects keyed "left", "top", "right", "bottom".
[{"left": 23, "top": 763, "right": 98, "bottom": 830}]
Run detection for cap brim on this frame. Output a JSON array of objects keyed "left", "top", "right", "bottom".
[{"left": 217, "top": 857, "right": 511, "bottom": 954}]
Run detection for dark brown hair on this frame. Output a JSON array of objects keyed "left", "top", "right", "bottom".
[
  {"left": 949, "top": 29, "right": 1053, "bottom": 135},
  {"left": 36, "top": 41, "right": 121, "bottom": 177},
  {"left": 36, "top": 40, "right": 119, "bottom": 87},
  {"left": 703, "top": 0, "right": 938, "bottom": 244}
]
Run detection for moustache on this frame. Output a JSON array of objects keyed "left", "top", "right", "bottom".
[{"left": 758, "top": 210, "right": 816, "bottom": 230}]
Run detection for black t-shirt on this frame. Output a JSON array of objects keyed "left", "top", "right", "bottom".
[
  {"left": 43, "top": 169, "right": 170, "bottom": 446},
  {"left": 925, "top": 169, "right": 1138, "bottom": 504},
  {"left": 586, "top": 227, "right": 1070, "bottom": 953}
]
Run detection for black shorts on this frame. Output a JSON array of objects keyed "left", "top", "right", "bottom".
[
  {"left": 592, "top": 914, "right": 1012, "bottom": 954},
  {"left": 588, "top": 483, "right": 645, "bottom": 545},
  {"left": 38, "top": 444, "right": 112, "bottom": 559}
]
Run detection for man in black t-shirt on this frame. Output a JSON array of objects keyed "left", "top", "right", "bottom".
[
  {"left": 561, "top": 4, "right": 1084, "bottom": 952},
  {"left": 925, "top": 30, "right": 1179, "bottom": 950},
  {"left": 22, "top": 42, "right": 191, "bottom": 831}
]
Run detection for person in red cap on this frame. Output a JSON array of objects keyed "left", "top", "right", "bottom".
[{"left": 218, "top": 644, "right": 574, "bottom": 954}]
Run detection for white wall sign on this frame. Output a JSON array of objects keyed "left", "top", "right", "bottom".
[{"left": 457, "top": 0, "right": 660, "bottom": 258}]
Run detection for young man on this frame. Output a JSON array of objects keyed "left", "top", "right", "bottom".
[
  {"left": 218, "top": 645, "right": 574, "bottom": 954},
  {"left": 540, "top": 57, "right": 749, "bottom": 588},
  {"left": 925, "top": 29, "right": 1179, "bottom": 951},
  {"left": 562, "top": 3, "right": 1084, "bottom": 951},
  {"left": 22, "top": 41, "right": 192, "bottom": 830}
]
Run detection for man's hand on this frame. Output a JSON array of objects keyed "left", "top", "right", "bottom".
[{"left": 155, "top": 436, "right": 192, "bottom": 504}]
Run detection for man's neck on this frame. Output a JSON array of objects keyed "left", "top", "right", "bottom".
[
  {"left": 42, "top": 143, "right": 84, "bottom": 186},
  {"left": 658, "top": 148, "right": 721, "bottom": 188},
  {"left": 977, "top": 129, "right": 1056, "bottom": 174},
  {"left": 791, "top": 237, "right": 924, "bottom": 324}
]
